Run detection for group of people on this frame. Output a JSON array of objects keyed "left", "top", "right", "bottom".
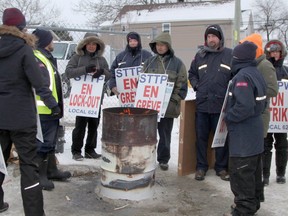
[
  {"left": 0, "top": 6, "right": 287, "bottom": 216},
  {"left": 189, "top": 24, "right": 287, "bottom": 216}
]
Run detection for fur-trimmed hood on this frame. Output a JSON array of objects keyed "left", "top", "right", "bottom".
[
  {"left": 0, "top": 25, "right": 37, "bottom": 47},
  {"left": 76, "top": 35, "right": 105, "bottom": 56}
]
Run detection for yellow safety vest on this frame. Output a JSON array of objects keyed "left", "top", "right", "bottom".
[{"left": 34, "top": 50, "right": 58, "bottom": 114}]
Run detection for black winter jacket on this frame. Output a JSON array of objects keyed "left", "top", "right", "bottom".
[
  {"left": 0, "top": 25, "right": 43, "bottom": 130},
  {"left": 188, "top": 24, "right": 232, "bottom": 113},
  {"left": 109, "top": 32, "right": 152, "bottom": 89},
  {"left": 225, "top": 60, "right": 267, "bottom": 157}
]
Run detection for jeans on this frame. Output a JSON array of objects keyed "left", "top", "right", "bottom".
[
  {"left": 37, "top": 119, "right": 59, "bottom": 156},
  {"left": 195, "top": 112, "right": 229, "bottom": 172}
]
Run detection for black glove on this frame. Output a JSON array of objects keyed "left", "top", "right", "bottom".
[
  {"left": 85, "top": 64, "right": 96, "bottom": 73},
  {"left": 51, "top": 106, "right": 61, "bottom": 116},
  {"left": 92, "top": 68, "right": 104, "bottom": 78}
]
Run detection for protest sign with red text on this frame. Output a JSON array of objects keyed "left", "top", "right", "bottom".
[
  {"left": 115, "top": 66, "right": 143, "bottom": 107},
  {"left": 68, "top": 75, "right": 105, "bottom": 118}
]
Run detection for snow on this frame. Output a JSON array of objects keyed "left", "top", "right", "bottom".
[{"left": 56, "top": 92, "right": 288, "bottom": 216}]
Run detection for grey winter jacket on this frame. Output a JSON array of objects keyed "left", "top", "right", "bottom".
[{"left": 65, "top": 35, "right": 110, "bottom": 81}]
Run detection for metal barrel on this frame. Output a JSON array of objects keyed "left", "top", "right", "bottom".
[{"left": 100, "top": 107, "right": 158, "bottom": 200}]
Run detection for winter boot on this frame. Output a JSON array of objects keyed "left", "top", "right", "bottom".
[
  {"left": 47, "top": 153, "right": 71, "bottom": 181},
  {"left": 37, "top": 155, "right": 54, "bottom": 191}
]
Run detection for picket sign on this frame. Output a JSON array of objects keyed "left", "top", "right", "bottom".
[
  {"left": 211, "top": 81, "right": 231, "bottom": 148},
  {"left": 268, "top": 80, "right": 288, "bottom": 133},
  {"left": 115, "top": 66, "right": 143, "bottom": 107},
  {"left": 160, "top": 82, "right": 174, "bottom": 118},
  {"left": 68, "top": 74, "right": 105, "bottom": 118},
  {"left": 135, "top": 73, "right": 168, "bottom": 121},
  {"left": 0, "top": 145, "right": 8, "bottom": 175}
]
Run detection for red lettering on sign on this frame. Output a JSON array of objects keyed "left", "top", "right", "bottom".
[
  {"left": 143, "top": 85, "right": 159, "bottom": 98},
  {"left": 81, "top": 84, "right": 92, "bottom": 95},
  {"left": 271, "top": 92, "right": 284, "bottom": 106}
]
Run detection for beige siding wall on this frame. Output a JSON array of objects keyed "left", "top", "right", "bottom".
[{"left": 101, "top": 19, "right": 234, "bottom": 69}]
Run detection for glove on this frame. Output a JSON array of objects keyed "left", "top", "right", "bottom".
[
  {"left": 85, "top": 64, "right": 96, "bottom": 73},
  {"left": 92, "top": 68, "right": 104, "bottom": 78},
  {"left": 51, "top": 106, "right": 61, "bottom": 116}
]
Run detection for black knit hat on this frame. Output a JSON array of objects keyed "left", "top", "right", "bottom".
[
  {"left": 233, "top": 41, "right": 257, "bottom": 61},
  {"left": 205, "top": 25, "right": 221, "bottom": 40},
  {"left": 127, "top": 32, "right": 140, "bottom": 43},
  {"left": 32, "top": 28, "right": 53, "bottom": 48},
  {"left": 2, "top": 8, "right": 26, "bottom": 30}
]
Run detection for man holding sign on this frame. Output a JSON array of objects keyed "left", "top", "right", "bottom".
[
  {"left": 65, "top": 33, "right": 110, "bottom": 161},
  {"left": 109, "top": 32, "right": 152, "bottom": 101},
  {"left": 142, "top": 32, "right": 187, "bottom": 171}
]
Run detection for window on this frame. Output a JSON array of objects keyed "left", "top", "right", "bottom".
[{"left": 162, "top": 23, "right": 171, "bottom": 33}]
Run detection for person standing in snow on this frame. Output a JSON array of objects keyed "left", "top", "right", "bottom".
[
  {"left": 262, "top": 40, "right": 288, "bottom": 185},
  {"left": 188, "top": 24, "right": 232, "bottom": 181},
  {"left": 32, "top": 28, "right": 71, "bottom": 191},
  {"left": 224, "top": 41, "right": 267, "bottom": 216},
  {"left": 143, "top": 32, "right": 187, "bottom": 171},
  {"left": 0, "top": 8, "right": 45, "bottom": 215},
  {"left": 65, "top": 33, "right": 111, "bottom": 161},
  {"left": 109, "top": 31, "right": 152, "bottom": 96}
]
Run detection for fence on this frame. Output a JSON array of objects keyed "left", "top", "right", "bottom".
[{"left": 27, "top": 24, "right": 191, "bottom": 155}]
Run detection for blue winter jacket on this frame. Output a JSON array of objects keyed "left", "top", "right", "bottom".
[{"left": 225, "top": 60, "right": 267, "bottom": 157}]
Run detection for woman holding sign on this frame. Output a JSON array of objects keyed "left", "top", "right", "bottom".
[
  {"left": 143, "top": 32, "right": 188, "bottom": 171},
  {"left": 65, "top": 33, "right": 111, "bottom": 161}
]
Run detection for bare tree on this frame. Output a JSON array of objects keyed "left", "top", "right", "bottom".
[
  {"left": 0, "top": 0, "right": 60, "bottom": 25},
  {"left": 73, "top": 0, "right": 173, "bottom": 27},
  {"left": 254, "top": 0, "right": 288, "bottom": 42}
]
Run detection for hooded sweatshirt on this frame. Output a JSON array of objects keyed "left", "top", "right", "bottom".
[{"left": 240, "top": 33, "right": 278, "bottom": 137}]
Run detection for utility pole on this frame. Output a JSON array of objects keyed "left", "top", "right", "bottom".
[{"left": 233, "top": 0, "right": 241, "bottom": 47}]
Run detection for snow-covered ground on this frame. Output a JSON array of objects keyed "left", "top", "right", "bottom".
[{"left": 56, "top": 94, "right": 288, "bottom": 216}]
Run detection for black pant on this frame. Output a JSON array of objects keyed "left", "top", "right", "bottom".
[
  {"left": 264, "top": 133, "right": 287, "bottom": 176},
  {"left": 0, "top": 127, "right": 44, "bottom": 216},
  {"left": 71, "top": 116, "right": 100, "bottom": 155},
  {"left": 229, "top": 154, "right": 262, "bottom": 216},
  {"left": 157, "top": 117, "right": 174, "bottom": 164}
]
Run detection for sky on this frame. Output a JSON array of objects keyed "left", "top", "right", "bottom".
[{"left": 49, "top": 0, "right": 254, "bottom": 25}]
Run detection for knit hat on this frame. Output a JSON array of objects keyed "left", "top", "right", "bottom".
[
  {"left": 32, "top": 28, "right": 53, "bottom": 48},
  {"left": 233, "top": 41, "right": 257, "bottom": 61},
  {"left": 2, "top": 8, "right": 26, "bottom": 30},
  {"left": 127, "top": 32, "right": 140, "bottom": 43},
  {"left": 205, "top": 25, "right": 222, "bottom": 40}
]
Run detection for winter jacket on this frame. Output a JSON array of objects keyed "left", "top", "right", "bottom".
[
  {"left": 264, "top": 40, "right": 288, "bottom": 80},
  {"left": 188, "top": 24, "right": 233, "bottom": 113},
  {"left": 143, "top": 32, "right": 188, "bottom": 118},
  {"left": 0, "top": 25, "right": 43, "bottom": 130},
  {"left": 35, "top": 48, "right": 64, "bottom": 120},
  {"left": 225, "top": 60, "right": 267, "bottom": 157},
  {"left": 240, "top": 34, "right": 278, "bottom": 137},
  {"left": 109, "top": 32, "right": 152, "bottom": 89},
  {"left": 65, "top": 35, "right": 111, "bottom": 81}
]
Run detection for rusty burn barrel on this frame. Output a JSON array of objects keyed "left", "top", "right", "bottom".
[{"left": 100, "top": 107, "right": 158, "bottom": 200}]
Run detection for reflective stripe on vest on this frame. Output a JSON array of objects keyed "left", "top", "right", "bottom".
[{"left": 34, "top": 50, "right": 58, "bottom": 114}]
